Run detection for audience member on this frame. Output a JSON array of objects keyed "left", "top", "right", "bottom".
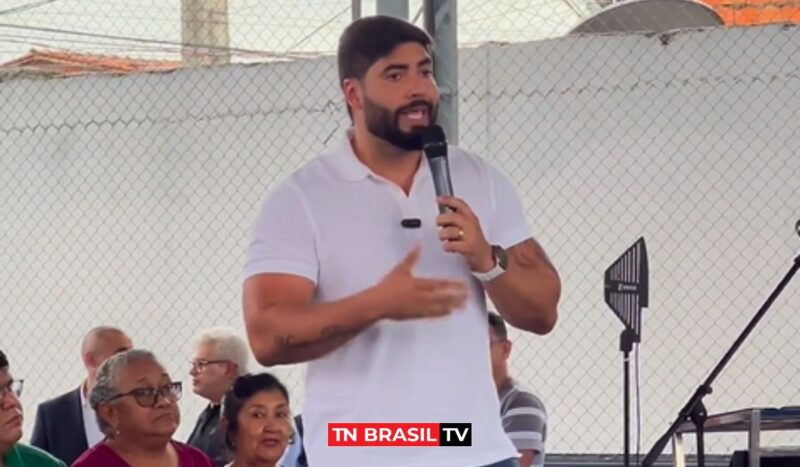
[
  {"left": 220, "top": 373, "right": 293, "bottom": 467},
  {"left": 488, "top": 312, "right": 548, "bottom": 467},
  {"left": 71, "top": 349, "right": 213, "bottom": 467},
  {"left": 0, "top": 349, "right": 66, "bottom": 467},
  {"left": 31, "top": 326, "right": 133, "bottom": 465},
  {"left": 187, "top": 328, "right": 250, "bottom": 467}
]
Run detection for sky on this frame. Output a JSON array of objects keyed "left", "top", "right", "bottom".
[{"left": 0, "top": 0, "right": 597, "bottom": 64}]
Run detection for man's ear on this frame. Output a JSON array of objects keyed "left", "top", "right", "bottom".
[
  {"left": 502, "top": 340, "right": 513, "bottom": 360},
  {"left": 82, "top": 352, "right": 95, "bottom": 369},
  {"left": 342, "top": 78, "right": 363, "bottom": 113}
]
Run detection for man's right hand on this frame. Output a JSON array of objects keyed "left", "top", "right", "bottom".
[{"left": 373, "top": 245, "right": 469, "bottom": 320}]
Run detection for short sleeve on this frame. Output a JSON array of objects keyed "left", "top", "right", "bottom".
[
  {"left": 244, "top": 179, "right": 319, "bottom": 283},
  {"left": 502, "top": 392, "right": 547, "bottom": 452},
  {"left": 485, "top": 162, "right": 533, "bottom": 249}
]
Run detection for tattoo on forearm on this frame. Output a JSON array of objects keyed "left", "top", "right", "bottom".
[
  {"left": 510, "top": 238, "right": 557, "bottom": 274},
  {"left": 275, "top": 334, "right": 294, "bottom": 348},
  {"left": 321, "top": 325, "right": 356, "bottom": 340},
  {"left": 275, "top": 325, "right": 357, "bottom": 350}
]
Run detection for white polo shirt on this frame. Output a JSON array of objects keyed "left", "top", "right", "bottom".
[{"left": 245, "top": 131, "right": 531, "bottom": 467}]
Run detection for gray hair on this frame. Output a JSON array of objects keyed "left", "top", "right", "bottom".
[
  {"left": 191, "top": 328, "right": 250, "bottom": 375},
  {"left": 90, "top": 349, "right": 158, "bottom": 436}
]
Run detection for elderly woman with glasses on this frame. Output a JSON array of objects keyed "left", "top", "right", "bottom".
[
  {"left": 220, "top": 373, "right": 294, "bottom": 467},
  {"left": 71, "top": 349, "right": 213, "bottom": 467}
]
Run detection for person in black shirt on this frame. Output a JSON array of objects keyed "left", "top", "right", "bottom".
[{"left": 187, "top": 328, "right": 250, "bottom": 467}]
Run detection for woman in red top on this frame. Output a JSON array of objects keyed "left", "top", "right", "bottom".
[{"left": 71, "top": 349, "right": 213, "bottom": 467}]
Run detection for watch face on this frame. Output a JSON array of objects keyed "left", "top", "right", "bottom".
[{"left": 493, "top": 245, "right": 508, "bottom": 270}]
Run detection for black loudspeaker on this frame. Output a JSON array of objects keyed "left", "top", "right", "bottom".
[{"left": 730, "top": 450, "right": 800, "bottom": 467}]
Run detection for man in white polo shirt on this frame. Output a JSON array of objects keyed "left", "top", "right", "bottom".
[{"left": 242, "top": 15, "right": 561, "bottom": 467}]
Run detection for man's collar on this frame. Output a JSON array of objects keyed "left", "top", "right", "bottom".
[
  {"left": 80, "top": 381, "right": 90, "bottom": 408},
  {"left": 325, "top": 129, "right": 373, "bottom": 182},
  {"left": 325, "top": 129, "right": 429, "bottom": 184}
]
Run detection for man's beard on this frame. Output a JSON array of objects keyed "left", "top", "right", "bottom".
[{"left": 363, "top": 95, "right": 437, "bottom": 151}]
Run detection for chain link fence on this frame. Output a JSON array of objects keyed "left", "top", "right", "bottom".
[{"left": 1, "top": 0, "right": 799, "bottom": 462}]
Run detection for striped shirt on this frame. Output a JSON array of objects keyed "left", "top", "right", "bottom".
[{"left": 498, "top": 379, "right": 547, "bottom": 467}]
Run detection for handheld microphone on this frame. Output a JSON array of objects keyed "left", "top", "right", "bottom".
[{"left": 421, "top": 125, "right": 454, "bottom": 214}]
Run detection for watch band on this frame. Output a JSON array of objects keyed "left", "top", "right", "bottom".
[
  {"left": 472, "top": 245, "right": 508, "bottom": 282},
  {"left": 472, "top": 262, "right": 506, "bottom": 282}
]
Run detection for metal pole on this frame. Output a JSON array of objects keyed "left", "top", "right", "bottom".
[
  {"left": 424, "top": 0, "right": 458, "bottom": 144},
  {"left": 376, "top": 0, "right": 409, "bottom": 19},
  {"left": 352, "top": 0, "right": 361, "bottom": 21}
]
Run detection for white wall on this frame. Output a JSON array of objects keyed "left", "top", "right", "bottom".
[{"left": 1, "top": 24, "right": 798, "bottom": 455}]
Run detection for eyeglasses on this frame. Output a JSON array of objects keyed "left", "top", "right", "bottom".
[
  {"left": 107, "top": 381, "right": 182, "bottom": 408},
  {"left": 189, "top": 359, "right": 229, "bottom": 372},
  {"left": 0, "top": 379, "right": 23, "bottom": 399}
]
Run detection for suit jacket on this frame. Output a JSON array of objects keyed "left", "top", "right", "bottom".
[
  {"left": 186, "top": 404, "right": 230, "bottom": 467},
  {"left": 30, "top": 387, "right": 89, "bottom": 466}
]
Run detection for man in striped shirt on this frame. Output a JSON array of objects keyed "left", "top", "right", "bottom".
[{"left": 488, "top": 312, "right": 548, "bottom": 467}]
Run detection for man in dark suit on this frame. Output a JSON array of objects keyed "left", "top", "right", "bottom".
[{"left": 30, "top": 326, "right": 133, "bottom": 465}]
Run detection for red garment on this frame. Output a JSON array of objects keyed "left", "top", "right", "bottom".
[{"left": 71, "top": 441, "right": 213, "bottom": 467}]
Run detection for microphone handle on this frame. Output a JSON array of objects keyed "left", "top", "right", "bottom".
[{"left": 428, "top": 156, "right": 454, "bottom": 214}]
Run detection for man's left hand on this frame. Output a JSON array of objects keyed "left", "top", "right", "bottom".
[{"left": 435, "top": 196, "right": 495, "bottom": 273}]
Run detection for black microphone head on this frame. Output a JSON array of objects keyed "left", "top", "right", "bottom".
[{"left": 420, "top": 125, "right": 447, "bottom": 159}]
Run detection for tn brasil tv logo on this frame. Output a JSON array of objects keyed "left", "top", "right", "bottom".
[{"left": 328, "top": 423, "right": 472, "bottom": 447}]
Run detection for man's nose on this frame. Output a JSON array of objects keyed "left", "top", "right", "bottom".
[
  {"left": 405, "top": 75, "right": 429, "bottom": 99},
  {"left": 1, "top": 392, "right": 21, "bottom": 410}
]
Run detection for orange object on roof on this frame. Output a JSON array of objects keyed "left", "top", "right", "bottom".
[
  {"left": 0, "top": 49, "right": 182, "bottom": 78},
  {"left": 702, "top": 0, "right": 800, "bottom": 25}
]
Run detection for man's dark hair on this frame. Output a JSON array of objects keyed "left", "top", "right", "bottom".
[
  {"left": 488, "top": 312, "right": 509, "bottom": 341},
  {"left": 221, "top": 372, "right": 291, "bottom": 451},
  {"left": 0, "top": 350, "right": 7, "bottom": 369},
  {"left": 337, "top": 15, "right": 433, "bottom": 118}
]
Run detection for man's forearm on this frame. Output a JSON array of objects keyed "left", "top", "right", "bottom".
[
  {"left": 269, "top": 325, "right": 360, "bottom": 364},
  {"left": 485, "top": 238, "right": 560, "bottom": 334},
  {"left": 244, "top": 287, "right": 383, "bottom": 366}
]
